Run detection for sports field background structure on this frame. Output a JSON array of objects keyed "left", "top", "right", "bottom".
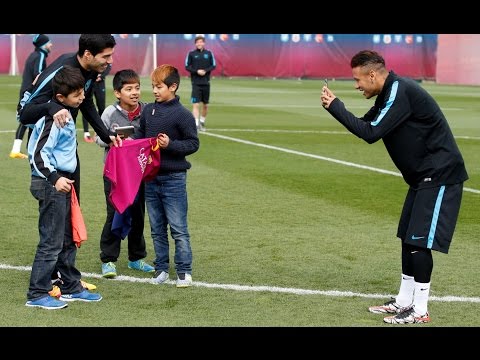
[
  {"left": 4, "top": 34, "right": 479, "bottom": 84},
  {"left": 0, "top": 33, "right": 441, "bottom": 79}
]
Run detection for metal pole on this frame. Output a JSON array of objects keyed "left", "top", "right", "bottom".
[
  {"left": 152, "top": 34, "right": 157, "bottom": 70},
  {"left": 9, "top": 34, "right": 16, "bottom": 75}
]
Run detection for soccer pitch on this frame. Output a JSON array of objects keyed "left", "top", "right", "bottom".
[{"left": 0, "top": 76, "right": 479, "bottom": 327}]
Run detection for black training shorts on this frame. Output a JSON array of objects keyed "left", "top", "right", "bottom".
[
  {"left": 397, "top": 183, "right": 464, "bottom": 254},
  {"left": 191, "top": 84, "right": 210, "bottom": 104}
]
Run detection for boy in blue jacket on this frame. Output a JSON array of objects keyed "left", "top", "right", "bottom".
[{"left": 26, "top": 66, "right": 102, "bottom": 309}]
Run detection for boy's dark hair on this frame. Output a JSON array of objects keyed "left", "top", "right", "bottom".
[
  {"left": 52, "top": 65, "right": 85, "bottom": 96},
  {"left": 112, "top": 69, "right": 140, "bottom": 92},
  {"left": 194, "top": 35, "right": 205, "bottom": 43},
  {"left": 78, "top": 34, "right": 116, "bottom": 57},
  {"left": 350, "top": 50, "right": 385, "bottom": 69},
  {"left": 151, "top": 64, "right": 180, "bottom": 92}
]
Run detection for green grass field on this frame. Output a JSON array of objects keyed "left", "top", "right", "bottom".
[{"left": 0, "top": 75, "right": 479, "bottom": 327}]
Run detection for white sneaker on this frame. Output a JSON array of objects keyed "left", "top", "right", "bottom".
[
  {"left": 199, "top": 121, "right": 206, "bottom": 132},
  {"left": 176, "top": 273, "right": 192, "bottom": 288},
  {"left": 152, "top": 270, "right": 169, "bottom": 284}
]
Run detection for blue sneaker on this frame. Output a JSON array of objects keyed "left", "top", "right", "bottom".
[
  {"left": 25, "top": 295, "right": 68, "bottom": 310},
  {"left": 102, "top": 262, "right": 117, "bottom": 278},
  {"left": 128, "top": 259, "right": 155, "bottom": 273},
  {"left": 59, "top": 289, "right": 102, "bottom": 302}
]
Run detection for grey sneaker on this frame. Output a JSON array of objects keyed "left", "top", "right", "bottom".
[
  {"left": 368, "top": 298, "right": 405, "bottom": 314},
  {"left": 199, "top": 121, "right": 206, "bottom": 132},
  {"left": 152, "top": 270, "right": 169, "bottom": 284},
  {"left": 176, "top": 273, "right": 192, "bottom": 288}
]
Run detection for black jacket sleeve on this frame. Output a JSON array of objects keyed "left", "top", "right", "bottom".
[
  {"left": 203, "top": 51, "right": 216, "bottom": 73},
  {"left": 163, "top": 112, "right": 199, "bottom": 156},
  {"left": 19, "top": 101, "right": 64, "bottom": 126},
  {"left": 79, "top": 96, "right": 112, "bottom": 144},
  {"left": 325, "top": 82, "right": 411, "bottom": 144}
]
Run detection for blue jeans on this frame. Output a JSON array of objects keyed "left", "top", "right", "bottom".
[
  {"left": 27, "top": 176, "right": 83, "bottom": 301},
  {"left": 145, "top": 171, "right": 192, "bottom": 274}
]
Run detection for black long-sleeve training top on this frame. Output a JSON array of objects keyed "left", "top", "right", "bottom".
[
  {"left": 325, "top": 71, "right": 468, "bottom": 189},
  {"left": 18, "top": 52, "right": 112, "bottom": 144},
  {"left": 185, "top": 48, "right": 216, "bottom": 85},
  {"left": 20, "top": 47, "right": 49, "bottom": 97}
]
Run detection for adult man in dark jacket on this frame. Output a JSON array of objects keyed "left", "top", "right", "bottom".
[
  {"left": 321, "top": 50, "right": 468, "bottom": 325},
  {"left": 18, "top": 34, "right": 121, "bottom": 201}
]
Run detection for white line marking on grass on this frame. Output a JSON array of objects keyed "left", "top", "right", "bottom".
[
  {"left": 209, "top": 129, "right": 353, "bottom": 135},
  {"left": 455, "top": 135, "right": 480, "bottom": 140},
  {"left": 2, "top": 263, "right": 479, "bottom": 303},
  {"left": 207, "top": 128, "right": 480, "bottom": 140},
  {"left": 214, "top": 103, "right": 463, "bottom": 111},
  {"left": 202, "top": 131, "right": 480, "bottom": 194},
  {"left": 204, "top": 131, "right": 401, "bottom": 176}
]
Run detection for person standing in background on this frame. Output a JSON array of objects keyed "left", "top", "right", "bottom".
[
  {"left": 10, "top": 34, "right": 53, "bottom": 159},
  {"left": 82, "top": 63, "right": 112, "bottom": 142},
  {"left": 185, "top": 35, "right": 216, "bottom": 131}
]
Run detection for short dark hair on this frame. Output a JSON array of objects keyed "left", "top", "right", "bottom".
[
  {"left": 194, "top": 35, "right": 205, "bottom": 43},
  {"left": 52, "top": 66, "right": 85, "bottom": 96},
  {"left": 151, "top": 64, "right": 180, "bottom": 91},
  {"left": 350, "top": 50, "right": 385, "bottom": 69},
  {"left": 112, "top": 69, "right": 140, "bottom": 92},
  {"left": 78, "top": 34, "right": 116, "bottom": 57}
]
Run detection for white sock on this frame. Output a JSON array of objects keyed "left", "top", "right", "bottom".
[
  {"left": 195, "top": 118, "right": 199, "bottom": 127},
  {"left": 396, "top": 274, "right": 415, "bottom": 307},
  {"left": 413, "top": 281, "right": 430, "bottom": 315},
  {"left": 200, "top": 116, "right": 206, "bottom": 124},
  {"left": 11, "top": 139, "right": 22, "bottom": 153},
  {"left": 84, "top": 131, "right": 91, "bottom": 138}
]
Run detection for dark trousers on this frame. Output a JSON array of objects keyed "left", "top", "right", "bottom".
[
  {"left": 100, "top": 176, "right": 147, "bottom": 263},
  {"left": 51, "top": 150, "right": 80, "bottom": 282},
  {"left": 28, "top": 176, "right": 83, "bottom": 300},
  {"left": 14, "top": 123, "right": 32, "bottom": 142},
  {"left": 73, "top": 150, "right": 81, "bottom": 202}
]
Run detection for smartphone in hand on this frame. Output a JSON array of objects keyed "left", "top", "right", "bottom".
[
  {"left": 322, "top": 79, "right": 328, "bottom": 95},
  {"left": 115, "top": 125, "right": 135, "bottom": 138}
]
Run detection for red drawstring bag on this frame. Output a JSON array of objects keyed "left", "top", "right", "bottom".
[{"left": 71, "top": 186, "right": 87, "bottom": 248}]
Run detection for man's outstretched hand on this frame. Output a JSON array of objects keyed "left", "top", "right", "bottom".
[{"left": 321, "top": 86, "right": 336, "bottom": 109}]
